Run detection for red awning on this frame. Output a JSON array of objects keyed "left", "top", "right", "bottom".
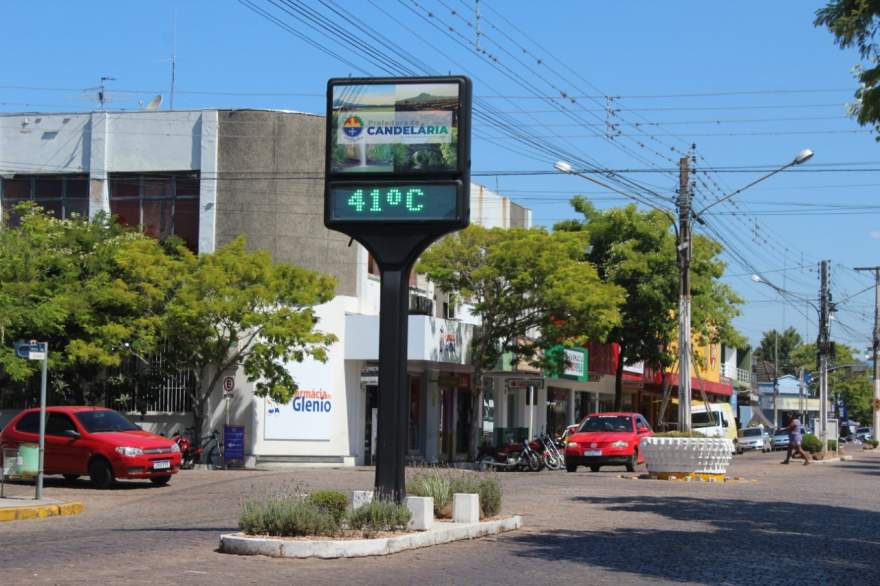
[{"left": 659, "top": 374, "right": 732, "bottom": 397}]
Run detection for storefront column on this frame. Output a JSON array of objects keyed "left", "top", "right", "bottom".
[{"left": 424, "top": 370, "right": 440, "bottom": 463}]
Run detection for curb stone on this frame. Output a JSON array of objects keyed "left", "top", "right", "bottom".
[
  {"left": 220, "top": 515, "right": 523, "bottom": 559},
  {"left": 0, "top": 501, "right": 84, "bottom": 522}
]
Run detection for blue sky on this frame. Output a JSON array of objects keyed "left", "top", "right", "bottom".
[{"left": 1, "top": 0, "right": 877, "bottom": 352}]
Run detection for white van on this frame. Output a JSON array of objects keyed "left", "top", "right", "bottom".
[{"left": 691, "top": 402, "right": 737, "bottom": 452}]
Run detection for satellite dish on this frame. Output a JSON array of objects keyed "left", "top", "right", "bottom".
[{"left": 145, "top": 95, "right": 163, "bottom": 111}]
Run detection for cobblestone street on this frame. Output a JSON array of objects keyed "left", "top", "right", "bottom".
[{"left": 1, "top": 449, "right": 878, "bottom": 585}]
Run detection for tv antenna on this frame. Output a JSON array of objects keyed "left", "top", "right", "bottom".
[{"left": 98, "top": 76, "right": 115, "bottom": 110}]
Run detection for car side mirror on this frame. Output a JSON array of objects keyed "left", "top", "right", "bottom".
[
  {"left": 62, "top": 429, "right": 81, "bottom": 439},
  {"left": 637, "top": 426, "right": 649, "bottom": 434}
]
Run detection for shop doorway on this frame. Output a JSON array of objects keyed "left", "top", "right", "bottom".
[
  {"left": 546, "top": 387, "right": 570, "bottom": 438},
  {"left": 439, "top": 387, "right": 455, "bottom": 462},
  {"left": 363, "top": 385, "right": 378, "bottom": 465}
]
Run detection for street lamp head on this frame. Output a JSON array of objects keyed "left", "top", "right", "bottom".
[
  {"left": 751, "top": 274, "right": 762, "bottom": 283},
  {"left": 554, "top": 160, "right": 574, "bottom": 174},
  {"left": 793, "top": 148, "right": 814, "bottom": 166}
]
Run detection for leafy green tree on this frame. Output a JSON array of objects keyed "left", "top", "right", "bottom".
[
  {"left": 417, "top": 225, "right": 624, "bottom": 459},
  {"left": 556, "top": 198, "right": 743, "bottom": 410},
  {"left": 161, "top": 236, "right": 337, "bottom": 444},
  {"left": 754, "top": 327, "right": 804, "bottom": 375},
  {"left": 0, "top": 204, "right": 183, "bottom": 406},
  {"left": 789, "top": 341, "right": 872, "bottom": 423},
  {"left": 815, "top": 1, "right": 880, "bottom": 135}
]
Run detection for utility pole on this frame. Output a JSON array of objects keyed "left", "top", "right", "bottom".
[
  {"left": 798, "top": 366, "right": 806, "bottom": 423},
  {"left": 677, "top": 155, "right": 693, "bottom": 432},
  {"left": 854, "top": 265, "right": 880, "bottom": 437},
  {"left": 818, "top": 260, "right": 831, "bottom": 455},
  {"left": 773, "top": 331, "right": 779, "bottom": 428}
]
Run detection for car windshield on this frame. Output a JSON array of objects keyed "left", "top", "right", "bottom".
[
  {"left": 579, "top": 416, "right": 632, "bottom": 433},
  {"left": 857, "top": 427, "right": 870, "bottom": 434},
  {"left": 691, "top": 411, "right": 721, "bottom": 428},
  {"left": 774, "top": 430, "right": 788, "bottom": 437},
  {"left": 741, "top": 428, "right": 763, "bottom": 437},
  {"left": 74, "top": 410, "right": 140, "bottom": 433}
]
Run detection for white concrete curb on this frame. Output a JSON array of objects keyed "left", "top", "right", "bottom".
[{"left": 219, "top": 515, "right": 522, "bottom": 559}]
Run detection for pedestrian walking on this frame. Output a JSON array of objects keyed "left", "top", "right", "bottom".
[{"left": 780, "top": 412, "right": 811, "bottom": 465}]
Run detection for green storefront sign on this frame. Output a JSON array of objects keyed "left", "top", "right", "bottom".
[{"left": 545, "top": 345, "right": 588, "bottom": 382}]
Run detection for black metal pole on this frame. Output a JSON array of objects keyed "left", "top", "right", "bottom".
[{"left": 374, "top": 263, "right": 413, "bottom": 503}]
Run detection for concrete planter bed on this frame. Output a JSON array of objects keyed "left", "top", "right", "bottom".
[
  {"left": 221, "top": 492, "right": 522, "bottom": 559},
  {"left": 219, "top": 516, "right": 522, "bottom": 558},
  {"left": 641, "top": 437, "right": 734, "bottom": 479}
]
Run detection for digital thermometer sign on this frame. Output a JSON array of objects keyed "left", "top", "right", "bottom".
[
  {"left": 322, "top": 76, "right": 471, "bottom": 503},
  {"left": 328, "top": 183, "right": 459, "bottom": 222}
]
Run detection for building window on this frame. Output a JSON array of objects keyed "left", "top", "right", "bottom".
[
  {"left": 109, "top": 172, "right": 200, "bottom": 251},
  {"left": 1, "top": 174, "right": 89, "bottom": 224}
]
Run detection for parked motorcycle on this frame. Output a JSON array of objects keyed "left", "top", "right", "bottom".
[
  {"left": 538, "top": 433, "right": 564, "bottom": 470},
  {"left": 480, "top": 439, "right": 543, "bottom": 472},
  {"left": 171, "top": 429, "right": 202, "bottom": 469}
]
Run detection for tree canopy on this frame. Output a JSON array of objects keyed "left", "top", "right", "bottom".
[
  {"left": 815, "top": 1, "right": 880, "bottom": 134},
  {"left": 556, "top": 198, "right": 743, "bottom": 409},
  {"left": 0, "top": 208, "right": 338, "bottom": 442},
  {"left": 0, "top": 204, "right": 183, "bottom": 406},
  {"left": 162, "top": 235, "right": 337, "bottom": 441},
  {"left": 417, "top": 225, "right": 624, "bottom": 457},
  {"left": 754, "top": 327, "right": 804, "bottom": 375}
]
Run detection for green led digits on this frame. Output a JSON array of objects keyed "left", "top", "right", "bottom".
[
  {"left": 347, "top": 189, "right": 366, "bottom": 212},
  {"left": 330, "top": 183, "right": 457, "bottom": 221},
  {"left": 346, "top": 187, "right": 425, "bottom": 214}
]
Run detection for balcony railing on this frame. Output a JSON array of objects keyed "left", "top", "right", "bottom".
[{"left": 721, "top": 363, "right": 754, "bottom": 387}]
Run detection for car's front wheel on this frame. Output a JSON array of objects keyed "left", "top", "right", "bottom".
[
  {"left": 89, "top": 459, "right": 114, "bottom": 489},
  {"left": 150, "top": 475, "right": 172, "bottom": 486},
  {"left": 626, "top": 450, "right": 638, "bottom": 472}
]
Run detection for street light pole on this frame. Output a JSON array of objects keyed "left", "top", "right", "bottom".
[
  {"left": 854, "top": 266, "right": 880, "bottom": 437},
  {"left": 554, "top": 148, "right": 813, "bottom": 434}
]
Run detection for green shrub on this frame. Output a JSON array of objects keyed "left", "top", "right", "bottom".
[
  {"left": 476, "top": 476, "right": 502, "bottom": 517},
  {"left": 307, "top": 490, "right": 348, "bottom": 524},
  {"left": 827, "top": 440, "right": 838, "bottom": 452},
  {"left": 347, "top": 499, "right": 411, "bottom": 536},
  {"left": 239, "top": 493, "right": 340, "bottom": 537},
  {"left": 801, "top": 434, "right": 822, "bottom": 454},
  {"left": 865, "top": 439, "right": 879, "bottom": 448},
  {"left": 408, "top": 470, "right": 503, "bottom": 519},
  {"left": 408, "top": 472, "right": 452, "bottom": 516}
]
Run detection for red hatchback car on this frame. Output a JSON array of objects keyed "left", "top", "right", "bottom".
[
  {"left": 0, "top": 407, "right": 182, "bottom": 488},
  {"left": 564, "top": 412, "right": 653, "bottom": 473}
]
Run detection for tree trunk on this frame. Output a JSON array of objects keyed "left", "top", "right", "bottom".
[{"left": 614, "top": 347, "right": 625, "bottom": 411}]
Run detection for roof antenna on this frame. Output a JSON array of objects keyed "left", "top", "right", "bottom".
[{"left": 98, "top": 76, "right": 115, "bottom": 110}]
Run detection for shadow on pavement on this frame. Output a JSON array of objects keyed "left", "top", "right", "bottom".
[{"left": 508, "top": 495, "right": 880, "bottom": 585}]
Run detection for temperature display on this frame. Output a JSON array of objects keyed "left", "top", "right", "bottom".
[{"left": 328, "top": 183, "right": 459, "bottom": 222}]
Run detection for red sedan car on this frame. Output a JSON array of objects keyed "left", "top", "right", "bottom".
[
  {"left": 564, "top": 412, "right": 653, "bottom": 473},
  {"left": 0, "top": 406, "right": 182, "bottom": 488}
]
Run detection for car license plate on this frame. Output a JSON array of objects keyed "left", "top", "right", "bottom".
[
  {"left": 153, "top": 460, "right": 171, "bottom": 470},
  {"left": 584, "top": 450, "right": 602, "bottom": 457}
]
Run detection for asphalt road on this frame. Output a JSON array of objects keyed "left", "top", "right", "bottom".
[{"left": 1, "top": 449, "right": 878, "bottom": 585}]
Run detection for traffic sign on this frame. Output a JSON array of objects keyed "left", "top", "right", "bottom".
[
  {"left": 14, "top": 340, "right": 47, "bottom": 361},
  {"left": 222, "top": 376, "right": 235, "bottom": 395}
]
